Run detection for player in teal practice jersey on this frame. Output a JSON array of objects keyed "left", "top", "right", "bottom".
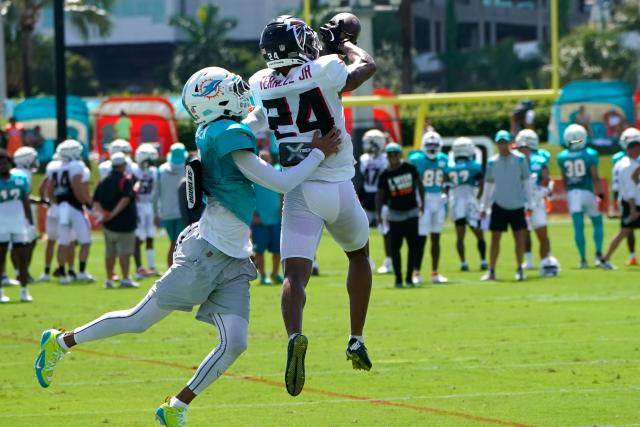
[
  {"left": 557, "top": 124, "right": 605, "bottom": 268},
  {"left": 0, "top": 149, "right": 34, "bottom": 303},
  {"left": 515, "top": 130, "right": 560, "bottom": 277},
  {"left": 611, "top": 147, "right": 636, "bottom": 265},
  {"left": 447, "top": 137, "right": 488, "bottom": 271},
  {"left": 34, "top": 66, "right": 340, "bottom": 427},
  {"left": 408, "top": 131, "right": 449, "bottom": 284}
]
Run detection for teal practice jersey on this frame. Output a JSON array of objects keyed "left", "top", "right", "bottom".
[
  {"left": 557, "top": 147, "right": 599, "bottom": 191},
  {"left": 528, "top": 153, "right": 548, "bottom": 187},
  {"left": 408, "top": 151, "right": 448, "bottom": 194},
  {"left": 447, "top": 158, "right": 483, "bottom": 188},
  {"left": 534, "top": 147, "right": 551, "bottom": 163},
  {"left": 196, "top": 119, "right": 257, "bottom": 226}
]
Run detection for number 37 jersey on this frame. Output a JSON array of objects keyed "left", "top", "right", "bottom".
[{"left": 249, "top": 55, "right": 353, "bottom": 182}]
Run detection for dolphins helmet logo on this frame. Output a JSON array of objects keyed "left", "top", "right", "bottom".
[{"left": 193, "top": 77, "right": 222, "bottom": 100}]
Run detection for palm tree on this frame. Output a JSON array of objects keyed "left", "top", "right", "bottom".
[
  {"left": 1, "top": 0, "right": 113, "bottom": 97},
  {"left": 169, "top": 4, "right": 237, "bottom": 90}
]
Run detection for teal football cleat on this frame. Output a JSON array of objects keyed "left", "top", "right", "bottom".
[
  {"left": 285, "top": 333, "right": 308, "bottom": 396},
  {"left": 346, "top": 338, "right": 372, "bottom": 371},
  {"left": 155, "top": 399, "right": 188, "bottom": 427},
  {"left": 35, "top": 329, "right": 68, "bottom": 388}
]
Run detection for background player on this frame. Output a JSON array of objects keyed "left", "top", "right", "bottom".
[
  {"left": 557, "top": 124, "right": 605, "bottom": 268},
  {"left": 357, "top": 129, "right": 392, "bottom": 273},
  {"left": 248, "top": 14, "right": 376, "bottom": 396},
  {"left": 447, "top": 137, "right": 487, "bottom": 271},
  {"left": 44, "top": 140, "right": 94, "bottom": 283},
  {"left": 0, "top": 149, "right": 33, "bottom": 302},
  {"left": 611, "top": 138, "right": 636, "bottom": 265},
  {"left": 12, "top": 146, "right": 39, "bottom": 282},
  {"left": 132, "top": 143, "right": 160, "bottom": 277},
  {"left": 408, "top": 131, "right": 448, "bottom": 284},
  {"left": 98, "top": 139, "right": 137, "bottom": 180},
  {"left": 515, "top": 130, "right": 560, "bottom": 276}
]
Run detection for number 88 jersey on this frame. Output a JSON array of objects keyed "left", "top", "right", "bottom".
[
  {"left": 557, "top": 147, "right": 599, "bottom": 191},
  {"left": 249, "top": 54, "right": 353, "bottom": 182}
]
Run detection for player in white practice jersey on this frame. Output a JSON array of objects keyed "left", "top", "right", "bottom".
[
  {"left": 357, "top": 129, "right": 392, "bottom": 273},
  {"left": 44, "top": 140, "right": 94, "bottom": 284},
  {"left": 132, "top": 143, "right": 160, "bottom": 277},
  {"left": 246, "top": 15, "right": 376, "bottom": 396},
  {"left": 98, "top": 139, "right": 139, "bottom": 180}
]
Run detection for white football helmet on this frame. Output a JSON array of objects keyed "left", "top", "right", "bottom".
[
  {"left": 515, "top": 129, "right": 539, "bottom": 150},
  {"left": 619, "top": 127, "right": 640, "bottom": 150},
  {"left": 421, "top": 131, "right": 443, "bottom": 159},
  {"left": 540, "top": 256, "right": 561, "bottom": 277},
  {"left": 452, "top": 137, "right": 476, "bottom": 159},
  {"left": 563, "top": 124, "right": 587, "bottom": 150},
  {"left": 109, "top": 139, "right": 132, "bottom": 156},
  {"left": 362, "top": 129, "right": 386, "bottom": 155},
  {"left": 13, "top": 146, "right": 39, "bottom": 170},
  {"left": 57, "top": 139, "right": 83, "bottom": 161},
  {"left": 135, "top": 143, "right": 159, "bottom": 166},
  {"left": 182, "top": 66, "right": 253, "bottom": 126}
]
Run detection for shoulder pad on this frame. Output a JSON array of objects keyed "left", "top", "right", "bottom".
[{"left": 407, "top": 150, "right": 423, "bottom": 159}]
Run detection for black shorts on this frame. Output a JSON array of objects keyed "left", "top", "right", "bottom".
[
  {"left": 489, "top": 203, "right": 527, "bottom": 232},
  {"left": 621, "top": 201, "right": 640, "bottom": 229}
]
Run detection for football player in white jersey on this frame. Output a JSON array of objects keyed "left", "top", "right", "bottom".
[
  {"left": 0, "top": 149, "right": 34, "bottom": 302},
  {"left": 246, "top": 15, "right": 376, "bottom": 396},
  {"left": 133, "top": 143, "right": 160, "bottom": 277},
  {"left": 44, "top": 140, "right": 94, "bottom": 283},
  {"left": 11, "top": 147, "right": 39, "bottom": 283},
  {"left": 98, "top": 139, "right": 138, "bottom": 180},
  {"left": 357, "top": 129, "right": 392, "bottom": 273}
]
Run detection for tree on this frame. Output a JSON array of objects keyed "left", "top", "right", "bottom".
[
  {"left": 169, "top": 4, "right": 237, "bottom": 90},
  {"left": 2, "top": 0, "right": 113, "bottom": 97}
]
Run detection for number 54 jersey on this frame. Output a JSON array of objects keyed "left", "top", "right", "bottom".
[{"left": 249, "top": 55, "right": 353, "bottom": 182}]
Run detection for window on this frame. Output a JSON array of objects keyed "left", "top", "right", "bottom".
[
  {"left": 414, "top": 17, "right": 431, "bottom": 52},
  {"left": 457, "top": 22, "right": 479, "bottom": 49},
  {"left": 435, "top": 21, "right": 442, "bottom": 53}
]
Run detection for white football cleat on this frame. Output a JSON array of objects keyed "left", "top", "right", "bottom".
[
  {"left": 38, "top": 273, "right": 51, "bottom": 282},
  {"left": 20, "top": 288, "right": 33, "bottom": 302},
  {"left": 1, "top": 275, "right": 20, "bottom": 286},
  {"left": 377, "top": 258, "right": 393, "bottom": 274},
  {"left": 412, "top": 272, "right": 423, "bottom": 285},
  {"left": 430, "top": 273, "right": 448, "bottom": 284},
  {"left": 59, "top": 275, "right": 73, "bottom": 285},
  {"left": 76, "top": 271, "right": 96, "bottom": 283},
  {"left": 0, "top": 292, "right": 9, "bottom": 303},
  {"left": 119, "top": 279, "right": 140, "bottom": 289}
]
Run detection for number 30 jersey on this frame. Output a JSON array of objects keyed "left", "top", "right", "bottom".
[
  {"left": 557, "top": 147, "right": 599, "bottom": 191},
  {"left": 249, "top": 54, "right": 352, "bottom": 182}
]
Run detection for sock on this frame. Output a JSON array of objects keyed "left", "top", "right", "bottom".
[
  {"left": 591, "top": 215, "right": 604, "bottom": 254},
  {"left": 44, "top": 266, "right": 50, "bottom": 275},
  {"left": 146, "top": 249, "right": 155, "bottom": 268},
  {"left": 350, "top": 335, "right": 364, "bottom": 343},
  {"left": 59, "top": 266, "right": 66, "bottom": 276},
  {"left": 169, "top": 396, "right": 189, "bottom": 409},
  {"left": 525, "top": 252, "right": 533, "bottom": 264},
  {"left": 571, "top": 213, "right": 586, "bottom": 261},
  {"left": 385, "top": 256, "right": 392, "bottom": 265},
  {"left": 477, "top": 239, "right": 486, "bottom": 260},
  {"left": 56, "top": 334, "right": 70, "bottom": 351},
  {"left": 79, "top": 261, "right": 86, "bottom": 273}
]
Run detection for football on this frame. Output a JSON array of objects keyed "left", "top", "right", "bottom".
[{"left": 330, "top": 12, "right": 361, "bottom": 44}]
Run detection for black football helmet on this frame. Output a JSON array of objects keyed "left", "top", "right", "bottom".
[{"left": 259, "top": 15, "right": 321, "bottom": 69}]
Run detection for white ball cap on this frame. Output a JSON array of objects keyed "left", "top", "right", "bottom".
[{"left": 111, "top": 152, "right": 127, "bottom": 167}]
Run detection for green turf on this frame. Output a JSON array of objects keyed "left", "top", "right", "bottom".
[{"left": 1, "top": 219, "right": 639, "bottom": 426}]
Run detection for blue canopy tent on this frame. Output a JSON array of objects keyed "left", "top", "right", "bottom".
[
  {"left": 13, "top": 96, "right": 91, "bottom": 162},
  {"left": 548, "top": 80, "right": 634, "bottom": 149}
]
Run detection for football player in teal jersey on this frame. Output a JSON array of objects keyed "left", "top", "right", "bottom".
[
  {"left": 515, "top": 130, "right": 560, "bottom": 276},
  {"left": 408, "top": 131, "right": 449, "bottom": 284},
  {"left": 0, "top": 149, "right": 34, "bottom": 303},
  {"left": 34, "top": 67, "right": 340, "bottom": 427},
  {"left": 557, "top": 124, "right": 605, "bottom": 268},
  {"left": 447, "top": 137, "right": 488, "bottom": 271},
  {"left": 611, "top": 142, "right": 636, "bottom": 265}
]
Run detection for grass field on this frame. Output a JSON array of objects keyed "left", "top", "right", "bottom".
[{"left": 1, "top": 218, "right": 639, "bottom": 426}]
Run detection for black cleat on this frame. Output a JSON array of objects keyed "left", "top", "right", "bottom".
[
  {"left": 346, "top": 338, "right": 372, "bottom": 371},
  {"left": 285, "top": 334, "right": 308, "bottom": 397}
]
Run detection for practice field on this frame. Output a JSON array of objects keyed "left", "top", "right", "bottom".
[{"left": 1, "top": 218, "right": 639, "bottom": 426}]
